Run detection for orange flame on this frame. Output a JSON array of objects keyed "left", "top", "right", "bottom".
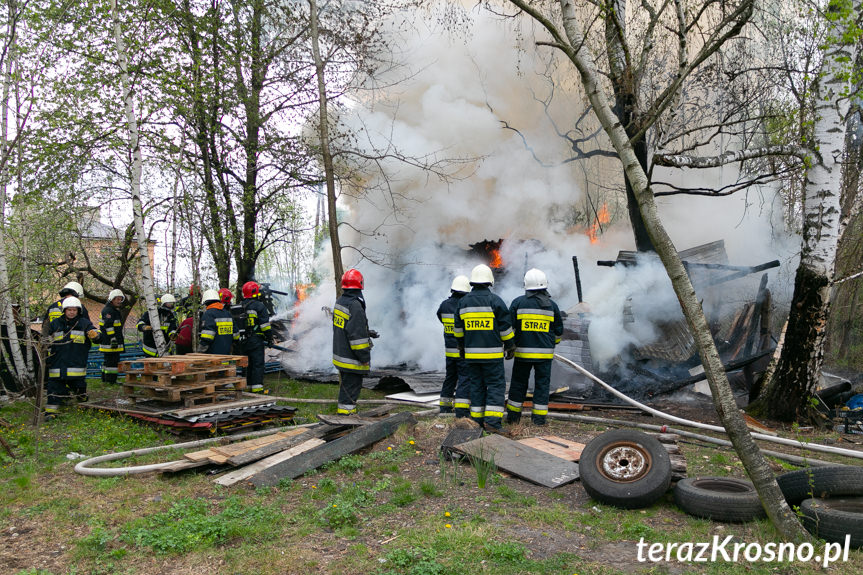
[
  {"left": 295, "top": 283, "right": 313, "bottom": 304},
  {"left": 489, "top": 247, "right": 503, "bottom": 269},
  {"left": 588, "top": 204, "right": 611, "bottom": 244}
]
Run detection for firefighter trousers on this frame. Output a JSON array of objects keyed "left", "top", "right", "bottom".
[
  {"left": 337, "top": 371, "right": 364, "bottom": 414},
  {"left": 506, "top": 359, "right": 552, "bottom": 425},
  {"left": 245, "top": 343, "right": 266, "bottom": 392},
  {"left": 440, "top": 356, "right": 470, "bottom": 417},
  {"left": 102, "top": 352, "right": 120, "bottom": 384},
  {"left": 46, "top": 377, "right": 86, "bottom": 412},
  {"left": 467, "top": 360, "right": 506, "bottom": 430}
]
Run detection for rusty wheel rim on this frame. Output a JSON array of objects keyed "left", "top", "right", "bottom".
[{"left": 596, "top": 441, "right": 652, "bottom": 483}]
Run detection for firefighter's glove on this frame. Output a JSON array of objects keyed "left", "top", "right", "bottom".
[
  {"left": 199, "top": 344, "right": 210, "bottom": 354},
  {"left": 504, "top": 341, "right": 516, "bottom": 360},
  {"left": 368, "top": 329, "right": 380, "bottom": 339},
  {"left": 143, "top": 325, "right": 153, "bottom": 331},
  {"left": 169, "top": 332, "right": 178, "bottom": 341},
  {"left": 87, "top": 329, "right": 100, "bottom": 340},
  {"left": 457, "top": 341, "right": 465, "bottom": 359}
]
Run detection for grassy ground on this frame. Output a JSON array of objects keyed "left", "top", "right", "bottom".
[{"left": 2, "top": 374, "right": 863, "bottom": 574}]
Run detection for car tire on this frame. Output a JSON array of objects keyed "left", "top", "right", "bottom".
[
  {"left": 800, "top": 497, "right": 863, "bottom": 548},
  {"left": 674, "top": 477, "right": 765, "bottom": 522},
  {"left": 578, "top": 429, "right": 672, "bottom": 509},
  {"left": 777, "top": 466, "right": 863, "bottom": 506}
]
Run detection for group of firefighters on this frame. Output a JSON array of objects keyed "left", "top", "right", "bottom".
[
  {"left": 332, "top": 264, "right": 563, "bottom": 433},
  {"left": 43, "top": 281, "right": 272, "bottom": 418}
]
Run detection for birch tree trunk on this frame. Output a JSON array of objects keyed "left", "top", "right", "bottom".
[
  {"left": 309, "top": 0, "right": 344, "bottom": 296},
  {"left": 110, "top": 0, "right": 166, "bottom": 354},
  {"left": 0, "top": 0, "right": 27, "bottom": 387},
  {"left": 760, "top": 1, "right": 860, "bottom": 421},
  {"left": 507, "top": 0, "right": 810, "bottom": 540}
]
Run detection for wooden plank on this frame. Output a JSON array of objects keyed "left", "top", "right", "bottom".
[
  {"left": 227, "top": 426, "right": 334, "bottom": 466},
  {"left": 215, "top": 438, "right": 326, "bottom": 486},
  {"left": 440, "top": 427, "right": 483, "bottom": 459},
  {"left": 251, "top": 411, "right": 416, "bottom": 487},
  {"left": 315, "top": 414, "right": 376, "bottom": 426},
  {"left": 167, "top": 397, "right": 274, "bottom": 418},
  {"left": 453, "top": 434, "right": 579, "bottom": 488},
  {"left": 160, "top": 459, "right": 212, "bottom": 473},
  {"left": 209, "top": 431, "right": 299, "bottom": 459},
  {"left": 518, "top": 436, "right": 585, "bottom": 461}
]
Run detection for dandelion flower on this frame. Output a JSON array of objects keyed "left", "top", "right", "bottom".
[
  {"left": 409, "top": 440, "right": 415, "bottom": 445},
  {"left": 445, "top": 524, "right": 452, "bottom": 529},
  {"left": 445, "top": 512, "right": 451, "bottom": 517},
  {"left": 387, "top": 446, "right": 392, "bottom": 451}
]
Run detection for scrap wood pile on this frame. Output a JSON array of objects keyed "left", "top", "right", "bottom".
[
  {"left": 161, "top": 406, "right": 415, "bottom": 487},
  {"left": 118, "top": 354, "right": 250, "bottom": 407}
]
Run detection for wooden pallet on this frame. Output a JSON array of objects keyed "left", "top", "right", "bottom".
[
  {"left": 119, "top": 354, "right": 248, "bottom": 375},
  {"left": 122, "top": 376, "right": 247, "bottom": 405},
  {"left": 124, "top": 365, "right": 238, "bottom": 386}
]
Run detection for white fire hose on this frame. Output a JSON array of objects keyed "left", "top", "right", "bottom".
[{"left": 553, "top": 354, "right": 863, "bottom": 461}]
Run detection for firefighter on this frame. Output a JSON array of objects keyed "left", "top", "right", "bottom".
[
  {"left": 43, "top": 282, "right": 88, "bottom": 330},
  {"left": 506, "top": 268, "right": 564, "bottom": 426},
  {"left": 436, "top": 274, "right": 471, "bottom": 417},
  {"left": 45, "top": 297, "right": 100, "bottom": 418},
  {"left": 332, "top": 269, "right": 373, "bottom": 415},
  {"left": 137, "top": 294, "right": 179, "bottom": 357},
  {"left": 219, "top": 288, "right": 233, "bottom": 306},
  {"left": 453, "top": 264, "right": 515, "bottom": 432},
  {"left": 175, "top": 315, "right": 194, "bottom": 355},
  {"left": 241, "top": 281, "right": 273, "bottom": 393},
  {"left": 99, "top": 289, "right": 126, "bottom": 384},
  {"left": 199, "top": 289, "right": 235, "bottom": 354}
]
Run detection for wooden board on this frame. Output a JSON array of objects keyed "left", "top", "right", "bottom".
[
  {"left": 518, "top": 436, "right": 585, "bottom": 461},
  {"left": 124, "top": 365, "right": 238, "bottom": 385},
  {"left": 440, "top": 427, "right": 483, "bottom": 459},
  {"left": 251, "top": 411, "right": 417, "bottom": 487},
  {"left": 315, "top": 414, "right": 377, "bottom": 426},
  {"left": 453, "top": 434, "right": 579, "bottom": 488},
  {"left": 119, "top": 353, "right": 248, "bottom": 375},
  {"left": 215, "top": 438, "right": 326, "bottom": 486}
]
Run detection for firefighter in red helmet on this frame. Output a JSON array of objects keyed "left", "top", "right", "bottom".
[
  {"left": 332, "top": 269, "right": 377, "bottom": 414},
  {"left": 240, "top": 281, "right": 272, "bottom": 393}
]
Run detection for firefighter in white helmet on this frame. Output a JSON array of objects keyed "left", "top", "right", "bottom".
[
  {"left": 506, "top": 268, "right": 563, "bottom": 426},
  {"left": 99, "top": 289, "right": 126, "bottom": 384},
  {"left": 43, "top": 281, "right": 88, "bottom": 331},
  {"left": 436, "top": 274, "right": 472, "bottom": 417},
  {"left": 453, "top": 264, "right": 515, "bottom": 432},
  {"left": 45, "top": 297, "right": 100, "bottom": 418},
  {"left": 199, "top": 289, "right": 236, "bottom": 354}
]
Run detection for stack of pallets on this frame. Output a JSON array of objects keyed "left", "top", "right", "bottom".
[{"left": 118, "top": 354, "right": 250, "bottom": 407}]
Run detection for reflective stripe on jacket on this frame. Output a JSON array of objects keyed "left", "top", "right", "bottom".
[
  {"left": 436, "top": 292, "right": 464, "bottom": 358},
  {"left": 99, "top": 304, "right": 125, "bottom": 352},
  {"left": 453, "top": 285, "right": 513, "bottom": 362},
  {"left": 48, "top": 315, "right": 98, "bottom": 378},
  {"left": 200, "top": 303, "right": 236, "bottom": 354},
  {"left": 509, "top": 291, "right": 563, "bottom": 360},
  {"left": 332, "top": 289, "right": 371, "bottom": 374},
  {"left": 137, "top": 307, "right": 178, "bottom": 356}
]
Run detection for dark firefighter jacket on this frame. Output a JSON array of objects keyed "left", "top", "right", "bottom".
[
  {"left": 332, "top": 289, "right": 371, "bottom": 374},
  {"left": 199, "top": 302, "right": 236, "bottom": 354},
  {"left": 436, "top": 292, "right": 465, "bottom": 358},
  {"left": 508, "top": 290, "right": 563, "bottom": 361},
  {"left": 137, "top": 306, "right": 179, "bottom": 357},
  {"left": 242, "top": 297, "right": 272, "bottom": 349},
  {"left": 99, "top": 304, "right": 125, "bottom": 353},
  {"left": 48, "top": 315, "right": 99, "bottom": 378},
  {"left": 453, "top": 285, "right": 514, "bottom": 362}
]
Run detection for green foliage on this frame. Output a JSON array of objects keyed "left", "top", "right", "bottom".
[
  {"left": 325, "top": 454, "right": 365, "bottom": 474},
  {"left": 419, "top": 479, "right": 443, "bottom": 497},
  {"left": 390, "top": 479, "right": 417, "bottom": 507},
  {"left": 483, "top": 541, "right": 526, "bottom": 563},
  {"left": 122, "top": 496, "right": 280, "bottom": 554},
  {"left": 468, "top": 450, "right": 496, "bottom": 489},
  {"left": 318, "top": 499, "right": 360, "bottom": 529},
  {"left": 494, "top": 484, "right": 535, "bottom": 506},
  {"left": 379, "top": 547, "right": 446, "bottom": 575}
]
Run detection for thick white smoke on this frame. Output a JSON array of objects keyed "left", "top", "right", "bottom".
[{"left": 283, "top": 2, "right": 796, "bottom": 375}]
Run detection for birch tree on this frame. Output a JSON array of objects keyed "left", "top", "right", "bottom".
[
  {"left": 110, "top": 0, "right": 165, "bottom": 354},
  {"left": 505, "top": 0, "right": 809, "bottom": 540},
  {"left": 756, "top": 0, "right": 861, "bottom": 420}
]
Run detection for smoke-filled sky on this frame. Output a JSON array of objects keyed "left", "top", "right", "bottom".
[{"left": 283, "top": 2, "right": 797, "bottom": 374}]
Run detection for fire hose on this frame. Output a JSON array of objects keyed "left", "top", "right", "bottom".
[{"left": 553, "top": 353, "right": 863, "bottom": 461}]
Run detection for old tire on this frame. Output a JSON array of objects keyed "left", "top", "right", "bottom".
[
  {"left": 800, "top": 497, "right": 863, "bottom": 548},
  {"left": 674, "top": 477, "right": 766, "bottom": 522},
  {"left": 578, "top": 429, "right": 672, "bottom": 509},
  {"left": 777, "top": 466, "right": 863, "bottom": 506}
]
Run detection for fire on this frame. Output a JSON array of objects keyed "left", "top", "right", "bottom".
[
  {"left": 488, "top": 246, "right": 503, "bottom": 268},
  {"left": 295, "top": 283, "right": 313, "bottom": 304},
  {"left": 588, "top": 204, "right": 611, "bottom": 244}
]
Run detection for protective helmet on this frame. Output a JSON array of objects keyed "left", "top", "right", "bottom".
[
  {"left": 341, "top": 269, "right": 364, "bottom": 290},
  {"left": 219, "top": 288, "right": 233, "bottom": 304},
  {"left": 161, "top": 293, "right": 176, "bottom": 306},
  {"left": 470, "top": 264, "right": 494, "bottom": 286},
  {"left": 242, "top": 281, "right": 260, "bottom": 299},
  {"left": 60, "top": 281, "right": 84, "bottom": 298},
  {"left": 201, "top": 289, "right": 220, "bottom": 304},
  {"left": 450, "top": 275, "right": 471, "bottom": 293},
  {"left": 524, "top": 268, "right": 548, "bottom": 290},
  {"left": 61, "top": 296, "right": 82, "bottom": 310},
  {"left": 108, "top": 289, "right": 125, "bottom": 302}
]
